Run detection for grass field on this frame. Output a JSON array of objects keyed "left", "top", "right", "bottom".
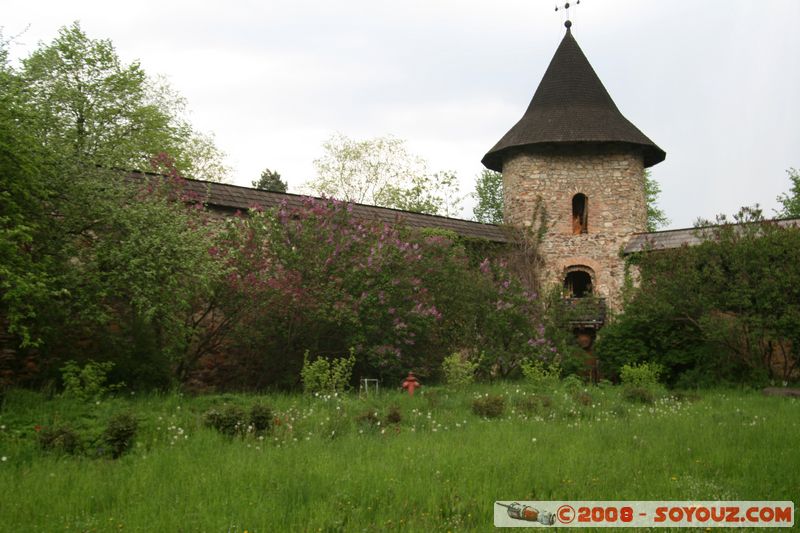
[{"left": 0, "top": 383, "right": 797, "bottom": 532}]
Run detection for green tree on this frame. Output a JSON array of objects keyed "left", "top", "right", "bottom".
[
  {"left": 20, "top": 22, "right": 227, "bottom": 180},
  {"left": 598, "top": 207, "right": 800, "bottom": 386},
  {"left": 644, "top": 170, "right": 669, "bottom": 231},
  {"left": 472, "top": 169, "right": 503, "bottom": 224},
  {"left": 252, "top": 168, "right": 288, "bottom": 192},
  {"left": 776, "top": 167, "right": 800, "bottom": 218},
  {"left": 385, "top": 171, "right": 462, "bottom": 217},
  {"left": 0, "top": 26, "right": 229, "bottom": 388},
  {"left": 0, "top": 35, "right": 55, "bottom": 351},
  {"left": 306, "top": 133, "right": 462, "bottom": 216},
  {"left": 55, "top": 176, "right": 224, "bottom": 388}
]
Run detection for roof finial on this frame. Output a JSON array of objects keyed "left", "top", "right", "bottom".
[{"left": 554, "top": 1, "right": 581, "bottom": 31}]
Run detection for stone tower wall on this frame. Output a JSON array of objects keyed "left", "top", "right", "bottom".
[{"left": 503, "top": 146, "right": 646, "bottom": 310}]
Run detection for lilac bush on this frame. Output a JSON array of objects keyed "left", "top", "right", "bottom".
[{"left": 195, "top": 197, "right": 554, "bottom": 389}]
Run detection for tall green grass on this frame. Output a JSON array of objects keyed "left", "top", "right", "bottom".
[{"left": 0, "top": 384, "right": 797, "bottom": 531}]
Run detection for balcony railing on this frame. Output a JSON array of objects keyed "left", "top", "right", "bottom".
[{"left": 562, "top": 297, "right": 606, "bottom": 327}]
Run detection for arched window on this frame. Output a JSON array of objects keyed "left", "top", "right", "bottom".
[
  {"left": 572, "top": 193, "right": 588, "bottom": 234},
  {"left": 564, "top": 269, "right": 593, "bottom": 298}
]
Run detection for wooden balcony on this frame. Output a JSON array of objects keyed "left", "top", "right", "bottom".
[{"left": 562, "top": 297, "right": 606, "bottom": 328}]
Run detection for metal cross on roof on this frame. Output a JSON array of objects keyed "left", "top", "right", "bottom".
[{"left": 554, "top": 0, "right": 581, "bottom": 30}]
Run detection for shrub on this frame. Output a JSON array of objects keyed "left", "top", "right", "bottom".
[
  {"left": 60, "top": 360, "right": 124, "bottom": 401},
  {"left": 623, "top": 386, "right": 656, "bottom": 404},
  {"left": 597, "top": 216, "right": 800, "bottom": 386},
  {"left": 203, "top": 405, "right": 246, "bottom": 436},
  {"left": 672, "top": 391, "right": 702, "bottom": 403},
  {"left": 520, "top": 360, "right": 561, "bottom": 389},
  {"left": 514, "top": 394, "right": 552, "bottom": 415},
  {"left": 249, "top": 404, "right": 273, "bottom": 434},
  {"left": 562, "top": 374, "right": 584, "bottom": 394},
  {"left": 574, "top": 391, "right": 593, "bottom": 406},
  {"left": 38, "top": 426, "right": 82, "bottom": 455},
  {"left": 441, "top": 352, "right": 478, "bottom": 388},
  {"left": 204, "top": 198, "right": 556, "bottom": 389},
  {"left": 329, "top": 350, "right": 356, "bottom": 392},
  {"left": 300, "top": 353, "right": 329, "bottom": 394},
  {"left": 610, "top": 403, "right": 629, "bottom": 417},
  {"left": 620, "top": 362, "right": 663, "bottom": 404},
  {"left": 471, "top": 395, "right": 505, "bottom": 418},
  {"left": 301, "top": 349, "right": 356, "bottom": 394},
  {"left": 472, "top": 258, "right": 553, "bottom": 379},
  {"left": 356, "top": 410, "right": 380, "bottom": 426},
  {"left": 103, "top": 412, "right": 138, "bottom": 458},
  {"left": 620, "top": 362, "right": 663, "bottom": 388},
  {"left": 385, "top": 405, "right": 403, "bottom": 425}
]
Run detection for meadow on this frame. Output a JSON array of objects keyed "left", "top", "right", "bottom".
[{"left": 0, "top": 383, "right": 797, "bottom": 532}]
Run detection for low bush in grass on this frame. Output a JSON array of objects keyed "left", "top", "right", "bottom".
[
  {"left": 514, "top": 394, "right": 552, "bottom": 415},
  {"left": 561, "top": 374, "right": 584, "bottom": 394},
  {"left": 620, "top": 362, "right": 663, "bottom": 387},
  {"left": 355, "top": 405, "right": 402, "bottom": 428},
  {"left": 249, "top": 404, "right": 273, "bottom": 434},
  {"left": 520, "top": 360, "right": 561, "bottom": 391},
  {"left": 356, "top": 409, "right": 380, "bottom": 427},
  {"left": 385, "top": 405, "right": 403, "bottom": 425},
  {"left": 442, "top": 352, "right": 479, "bottom": 388},
  {"left": 573, "top": 390, "right": 593, "bottom": 406},
  {"left": 60, "top": 360, "right": 124, "bottom": 402},
  {"left": 37, "top": 411, "right": 139, "bottom": 459},
  {"left": 103, "top": 412, "right": 138, "bottom": 459},
  {"left": 620, "top": 362, "right": 665, "bottom": 404},
  {"left": 38, "top": 426, "right": 83, "bottom": 455},
  {"left": 472, "top": 394, "right": 505, "bottom": 418},
  {"left": 301, "top": 350, "right": 356, "bottom": 394},
  {"left": 203, "top": 402, "right": 274, "bottom": 437}
]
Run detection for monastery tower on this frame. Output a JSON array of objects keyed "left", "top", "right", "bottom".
[{"left": 482, "top": 23, "right": 666, "bottom": 312}]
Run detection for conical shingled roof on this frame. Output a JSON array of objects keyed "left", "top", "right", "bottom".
[{"left": 482, "top": 29, "right": 665, "bottom": 171}]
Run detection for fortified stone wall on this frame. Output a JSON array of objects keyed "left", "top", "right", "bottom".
[{"left": 503, "top": 146, "right": 646, "bottom": 310}]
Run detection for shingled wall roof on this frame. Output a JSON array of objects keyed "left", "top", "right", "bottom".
[
  {"left": 132, "top": 172, "right": 510, "bottom": 243},
  {"left": 482, "top": 29, "right": 665, "bottom": 171},
  {"left": 624, "top": 218, "right": 800, "bottom": 254}
]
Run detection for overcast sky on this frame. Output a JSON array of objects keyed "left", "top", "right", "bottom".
[{"left": 3, "top": 0, "right": 799, "bottom": 228}]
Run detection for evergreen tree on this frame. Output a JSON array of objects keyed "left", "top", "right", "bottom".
[{"left": 252, "top": 168, "right": 288, "bottom": 192}]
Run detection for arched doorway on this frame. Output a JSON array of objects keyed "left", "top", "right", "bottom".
[
  {"left": 564, "top": 268, "right": 593, "bottom": 298},
  {"left": 563, "top": 265, "right": 600, "bottom": 382}
]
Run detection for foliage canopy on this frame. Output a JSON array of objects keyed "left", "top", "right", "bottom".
[
  {"left": 472, "top": 169, "right": 504, "bottom": 224},
  {"left": 598, "top": 207, "right": 800, "bottom": 386},
  {"left": 0, "top": 24, "right": 228, "bottom": 388},
  {"left": 306, "top": 133, "right": 462, "bottom": 217},
  {"left": 20, "top": 22, "right": 228, "bottom": 180},
  {"left": 776, "top": 167, "right": 800, "bottom": 218},
  {"left": 252, "top": 168, "right": 287, "bottom": 193}
]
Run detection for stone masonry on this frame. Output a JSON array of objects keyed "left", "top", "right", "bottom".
[{"left": 503, "top": 145, "right": 646, "bottom": 310}]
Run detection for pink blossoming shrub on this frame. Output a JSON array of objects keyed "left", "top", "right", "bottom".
[{"left": 193, "top": 197, "right": 555, "bottom": 390}]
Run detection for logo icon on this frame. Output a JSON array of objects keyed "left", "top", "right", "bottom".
[
  {"left": 557, "top": 504, "right": 576, "bottom": 524},
  {"left": 496, "top": 502, "right": 556, "bottom": 525}
]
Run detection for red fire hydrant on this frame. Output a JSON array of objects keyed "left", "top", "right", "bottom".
[{"left": 401, "top": 372, "right": 421, "bottom": 396}]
